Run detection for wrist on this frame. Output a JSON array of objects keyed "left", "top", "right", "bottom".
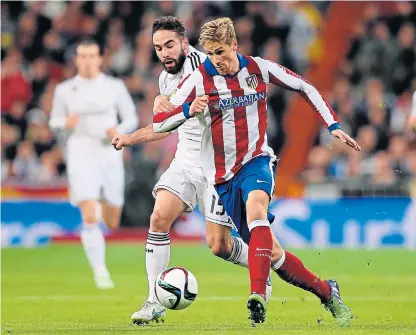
[
  {"left": 183, "top": 103, "right": 191, "bottom": 119},
  {"left": 328, "top": 122, "right": 340, "bottom": 134}
]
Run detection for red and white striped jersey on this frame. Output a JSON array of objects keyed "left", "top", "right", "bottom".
[{"left": 154, "top": 54, "right": 340, "bottom": 185}]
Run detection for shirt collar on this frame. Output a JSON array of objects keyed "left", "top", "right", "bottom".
[{"left": 203, "top": 53, "right": 249, "bottom": 77}]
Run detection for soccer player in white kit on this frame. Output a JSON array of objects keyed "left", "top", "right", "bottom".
[{"left": 49, "top": 40, "right": 138, "bottom": 289}]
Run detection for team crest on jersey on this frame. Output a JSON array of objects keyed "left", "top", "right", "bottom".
[{"left": 245, "top": 74, "right": 258, "bottom": 90}]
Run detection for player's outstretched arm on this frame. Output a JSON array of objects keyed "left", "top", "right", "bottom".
[
  {"left": 112, "top": 124, "right": 170, "bottom": 150},
  {"left": 262, "top": 58, "right": 361, "bottom": 151},
  {"left": 153, "top": 71, "right": 203, "bottom": 133}
]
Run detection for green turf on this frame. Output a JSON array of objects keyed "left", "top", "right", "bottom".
[{"left": 2, "top": 245, "right": 416, "bottom": 334}]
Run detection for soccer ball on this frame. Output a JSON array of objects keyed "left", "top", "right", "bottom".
[{"left": 155, "top": 266, "right": 198, "bottom": 310}]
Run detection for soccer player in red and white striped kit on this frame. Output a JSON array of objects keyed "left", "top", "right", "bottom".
[{"left": 153, "top": 17, "right": 361, "bottom": 326}]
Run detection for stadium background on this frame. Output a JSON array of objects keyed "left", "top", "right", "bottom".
[{"left": 1, "top": 1, "right": 415, "bottom": 248}]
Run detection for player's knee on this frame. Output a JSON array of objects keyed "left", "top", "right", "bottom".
[
  {"left": 207, "top": 235, "right": 231, "bottom": 260},
  {"left": 103, "top": 216, "right": 120, "bottom": 230},
  {"left": 150, "top": 210, "right": 172, "bottom": 232},
  {"left": 272, "top": 244, "right": 284, "bottom": 263},
  {"left": 246, "top": 191, "right": 269, "bottom": 222},
  {"left": 81, "top": 208, "right": 97, "bottom": 224}
]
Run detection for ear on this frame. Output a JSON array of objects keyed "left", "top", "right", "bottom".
[
  {"left": 182, "top": 37, "right": 189, "bottom": 55},
  {"left": 232, "top": 40, "right": 238, "bottom": 52}
]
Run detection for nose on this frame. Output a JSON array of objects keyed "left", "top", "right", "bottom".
[{"left": 162, "top": 47, "right": 170, "bottom": 59}]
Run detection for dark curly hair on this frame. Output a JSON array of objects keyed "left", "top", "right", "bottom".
[{"left": 152, "top": 16, "right": 186, "bottom": 37}]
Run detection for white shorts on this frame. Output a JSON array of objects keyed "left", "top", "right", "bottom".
[
  {"left": 153, "top": 158, "right": 232, "bottom": 227},
  {"left": 66, "top": 142, "right": 124, "bottom": 207}
]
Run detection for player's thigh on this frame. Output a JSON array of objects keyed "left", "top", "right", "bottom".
[
  {"left": 67, "top": 159, "right": 101, "bottom": 207},
  {"left": 153, "top": 159, "right": 198, "bottom": 213},
  {"left": 151, "top": 189, "right": 187, "bottom": 232},
  {"left": 100, "top": 200, "right": 122, "bottom": 230},
  {"left": 242, "top": 156, "right": 277, "bottom": 224},
  {"left": 201, "top": 184, "right": 232, "bottom": 227}
]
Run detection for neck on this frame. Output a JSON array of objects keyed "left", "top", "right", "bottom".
[
  {"left": 79, "top": 72, "right": 100, "bottom": 80},
  {"left": 227, "top": 56, "right": 240, "bottom": 75}
]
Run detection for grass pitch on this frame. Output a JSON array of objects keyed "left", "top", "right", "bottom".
[{"left": 2, "top": 245, "right": 416, "bottom": 334}]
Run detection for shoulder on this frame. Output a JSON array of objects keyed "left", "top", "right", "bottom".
[
  {"left": 103, "top": 74, "right": 125, "bottom": 88},
  {"left": 185, "top": 49, "right": 206, "bottom": 73},
  {"left": 54, "top": 77, "right": 76, "bottom": 95}
]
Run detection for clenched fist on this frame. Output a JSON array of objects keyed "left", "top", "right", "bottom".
[
  {"left": 153, "top": 95, "right": 175, "bottom": 114},
  {"left": 112, "top": 133, "right": 132, "bottom": 150},
  {"left": 190, "top": 95, "right": 209, "bottom": 116}
]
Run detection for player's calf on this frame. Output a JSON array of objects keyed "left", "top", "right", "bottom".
[{"left": 78, "top": 200, "right": 113, "bottom": 289}]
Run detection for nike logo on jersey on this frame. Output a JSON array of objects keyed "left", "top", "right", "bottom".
[
  {"left": 256, "top": 248, "right": 272, "bottom": 252},
  {"left": 256, "top": 180, "right": 269, "bottom": 184}
]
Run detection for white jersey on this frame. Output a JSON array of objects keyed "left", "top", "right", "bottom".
[
  {"left": 49, "top": 73, "right": 138, "bottom": 206},
  {"left": 158, "top": 46, "right": 206, "bottom": 167},
  {"left": 412, "top": 91, "right": 416, "bottom": 117},
  {"left": 50, "top": 73, "right": 138, "bottom": 147}
]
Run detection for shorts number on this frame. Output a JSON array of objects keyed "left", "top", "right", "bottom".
[{"left": 210, "top": 194, "right": 225, "bottom": 216}]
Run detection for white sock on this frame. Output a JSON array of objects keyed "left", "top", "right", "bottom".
[
  {"left": 226, "top": 236, "right": 249, "bottom": 268},
  {"left": 146, "top": 230, "right": 171, "bottom": 302},
  {"left": 80, "top": 224, "right": 109, "bottom": 277}
]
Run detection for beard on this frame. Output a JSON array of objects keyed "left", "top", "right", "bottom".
[{"left": 162, "top": 49, "right": 186, "bottom": 74}]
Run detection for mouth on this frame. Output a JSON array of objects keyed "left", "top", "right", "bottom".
[{"left": 164, "top": 60, "right": 175, "bottom": 67}]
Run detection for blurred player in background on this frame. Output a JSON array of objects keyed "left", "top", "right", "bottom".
[
  {"left": 114, "top": 17, "right": 355, "bottom": 327},
  {"left": 153, "top": 17, "right": 360, "bottom": 326},
  {"left": 49, "top": 40, "right": 138, "bottom": 289}
]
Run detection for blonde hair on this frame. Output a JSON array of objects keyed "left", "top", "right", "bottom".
[{"left": 199, "top": 17, "right": 236, "bottom": 47}]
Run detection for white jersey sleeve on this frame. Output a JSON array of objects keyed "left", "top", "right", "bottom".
[
  {"left": 49, "top": 82, "right": 70, "bottom": 131},
  {"left": 412, "top": 91, "right": 416, "bottom": 117},
  {"left": 113, "top": 78, "right": 139, "bottom": 133}
]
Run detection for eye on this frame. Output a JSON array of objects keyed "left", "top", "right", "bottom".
[{"left": 166, "top": 43, "right": 174, "bottom": 49}]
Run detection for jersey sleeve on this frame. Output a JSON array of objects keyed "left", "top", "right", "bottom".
[
  {"left": 114, "top": 79, "right": 139, "bottom": 134},
  {"left": 49, "top": 84, "right": 68, "bottom": 132},
  {"left": 153, "top": 70, "right": 201, "bottom": 133},
  {"left": 261, "top": 58, "right": 340, "bottom": 133}
]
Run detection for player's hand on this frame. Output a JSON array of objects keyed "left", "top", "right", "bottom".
[
  {"left": 153, "top": 95, "right": 175, "bottom": 114},
  {"left": 111, "top": 133, "right": 132, "bottom": 150},
  {"left": 331, "top": 129, "right": 361, "bottom": 151},
  {"left": 65, "top": 113, "right": 78, "bottom": 130},
  {"left": 190, "top": 95, "right": 209, "bottom": 116}
]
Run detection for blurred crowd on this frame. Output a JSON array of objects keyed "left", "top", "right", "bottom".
[
  {"left": 1, "top": 1, "right": 415, "bottom": 189},
  {"left": 304, "top": 2, "right": 416, "bottom": 186},
  {"left": 1, "top": 0, "right": 326, "bottom": 184}
]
